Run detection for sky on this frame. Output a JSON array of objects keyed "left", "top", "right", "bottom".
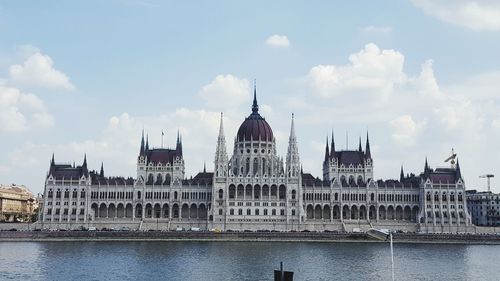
[{"left": 1, "top": 0, "right": 500, "bottom": 194}]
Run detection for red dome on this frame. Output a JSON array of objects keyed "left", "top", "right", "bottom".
[
  {"left": 236, "top": 88, "right": 274, "bottom": 142},
  {"left": 237, "top": 113, "right": 274, "bottom": 142}
]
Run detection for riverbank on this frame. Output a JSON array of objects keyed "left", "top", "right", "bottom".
[{"left": 1, "top": 231, "right": 500, "bottom": 244}]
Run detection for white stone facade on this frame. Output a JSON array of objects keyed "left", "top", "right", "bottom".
[{"left": 38, "top": 93, "right": 473, "bottom": 233}]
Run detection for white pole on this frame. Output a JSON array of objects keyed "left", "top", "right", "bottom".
[{"left": 390, "top": 232, "right": 395, "bottom": 281}]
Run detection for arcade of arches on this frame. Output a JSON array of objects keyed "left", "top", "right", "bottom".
[
  {"left": 91, "top": 202, "right": 210, "bottom": 220},
  {"left": 305, "top": 204, "right": 420, "bottom": 222}
]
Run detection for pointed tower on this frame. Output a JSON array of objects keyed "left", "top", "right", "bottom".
[
  {"left": 252, "top": 80, "right": 259, "bottom": 114},
  {"left": 100, "top": 162, "right": 104, "bottom": 178},
  {"left": 82, "top": 154, "right": 88, "bottom": 177},
  {"left": 145, "top": 134, "right": 149, "bottom": 151},
  {"left": 176, "top": 129, "right": 183, "bottom": 156},
  {"left": 324, "top": 136, "right": 330, "bottom": 162},
  {"left": 400, "top": 165, "right": 405, "bottom": 182},
  {"left": 286, "top": 113, "right": 300, "bottom": 178},
  {"left": 139, "top": 130, "right": 145, "bottom": 156},
  {"left": 49, "top": 153, "right": 56, "bottom": 176},
  {"left": 330, "top": 131, "right": 336, "bottom": 159},
  {"left": 358, "top": 136, "right": 362, "bottom": 152},
  {"left": 365, "top": 131, "right": 371, "bottom": 158},
  {"left": 455, "top": 158, "right": 462, "bottom": 180},
  {"left": 214, "top": 112, "right": 228, "bottom": 178}
]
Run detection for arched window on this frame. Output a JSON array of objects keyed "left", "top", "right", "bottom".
[
  {"left": 137, "top": 191, "right": 141, "bottom": 199},
  {"left": 291, "top": 190, "right": 296, "bottom": 200},
  {"left": 253, "top": 158, "right": 259, "bottom": 175},
  {"left": 174, "top": 191, "right": 178, "bottom": 200},
  {"left": 262, "top": 158, "right": 266, "bottom": 175},
  {"left": 370, "top": 193, "right": 375, "bottom": 201},
  {"left": 218, "top": 189, "right": 223, "bottom": 199},
  {"left": 245, "top": 158, "right": 250, "bottom": 175}
]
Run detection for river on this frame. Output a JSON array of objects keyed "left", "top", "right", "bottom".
[{"left": 0, "top": 241, "right": 498, "bottom": 280}]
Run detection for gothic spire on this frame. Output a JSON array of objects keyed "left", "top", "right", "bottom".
[
  {"left": 218, "top": 112, "right": 225, "bottom": 140},
  {"left": 83, "top": 153, "right": 87, "bottom": 167},
  {"left": 456, "top": 158, "right": 462, "bottom": 180},
  {"left": 286, "top": 113, "right": 300, "bottom": 178},
  {"left": 100, "top": 162, "right": 104, "bottom": 177},
  {"left": 203, "top": 162, "right": 206, "bottom": 173},
  {"left": 145, "top": 134, "right": 149, "bottom": 150},
  {"left": 424, "top": 157, "right": 429, "bottom": 171},
  {"left": 252, "top": 80, "right": 259, "bottom": 114},
  {"left": 358, "top": 136, "right": 362, "bottom": 152},
  {"left": 140, "top": 130, "right": 145, "bottom": 155},
  {"left": 214, "top": 112, "right": 228, "bottom": 174},
  {"left": 51, "top": 153, "right": 55, "bottom": 165},
  {"left": 365, "top": 131, "right": 371, "bottom": 158},
  {"left": 324, "top": 136, "right": 330, "bottom": 162},
  {"left": 289, "top": 113, "right": 296, "bottom": 141},
  {"left": 330, "top": 130, "right": 335, "bottom": 157},
  {"left": 400, "top": 165, "right": 404, "bottom": 182},
  {"left": 176, "top": 130, "right": 183, "bottom": 156}
]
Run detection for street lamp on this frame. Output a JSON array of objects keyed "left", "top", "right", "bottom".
[{"left": 366, "top": 228, "right": 394, "bottom": 281}]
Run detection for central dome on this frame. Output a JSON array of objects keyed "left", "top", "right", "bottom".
[{"left": 236, "top": 89, "right": 274, "bottom": 142}]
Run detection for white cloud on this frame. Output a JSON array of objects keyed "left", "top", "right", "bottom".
[
  {"left": 390, "top": 115, "right": 427, "bottom": 146},
  {"left": 306, "top": 43, "right": 406, "bottom": 106},
  {"left": 412, "top": 0, "right": 500, "bottom": 31},
  {"left": 0, "top": 85, "right": 54, "bottom": 134},
  {"left": 360, "top": 25, "right": 392, "bottom": 34},
  {"left": 265, "top": 34, "right": 290, "bottom": 48},
  {"left": 199, "top": 74, "right": 250, "bottom": 109},
  {"left": 9, "top": 52, "right": 75, "bottom": 91}
]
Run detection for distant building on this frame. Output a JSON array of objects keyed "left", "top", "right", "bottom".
[
  {"left": 38, "top": 88, "right": 472, "bottom": 232},
  {"left": 466, "top": 190, "right": 500, "bottom": 226},
  {"left": 0, "top": 184, "right": 36, "bottom": 222}
]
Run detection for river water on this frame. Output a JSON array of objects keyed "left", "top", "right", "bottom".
[{"left": 0, "top": 241, "right": 498, "bottom": 281}]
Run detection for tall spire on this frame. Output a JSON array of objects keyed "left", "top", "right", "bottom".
[
  {"left": 218, "top": 112, "right": 225, "bottom": 140},
  {"left": 358, "top": 136, "right": 362, "bottom": 152},
  {"left": 83, "top": 153, "right": 87, "bottom": 167},
  {"left": 100, "top": 162, "right": 104, "bottom": 177},
  {"left": 456, "top": 158, "right": 462, "bottom": 180},
  {"left": 324, "top": 136, "right": 330, "bottom": 162},
  {"left": 252, "top": 79, "right": 259, "bottom": 114},
  {"left": 400, "top": 165, "right": 404, "bottom": 182},
  {"left": 140, "top": 130, "right": 145, "bottom": 155},
  {"left": 286, "top": 113, "right": 300, "bottom": 178},
  {"left": 51, "top": 153, "right": 55, "bottom": 165},
  {"left": 214, "top": 112, "right": 228, "bottom": 177},
  {"left": 203, "top": 162, "right": 206, "bottom": 173},
  {"left": 424, "top": 157, "right": 429, "bottom": 172},
  {"left": 289, "top": 113, "right": 296, "bottom": 141},
  {"left": 145, "top": 134, "right": 149, "bottom": 150},
  {"left": 365, "top": 131, "right": 371, "bottom": 158},
  {"left": 330, "top": 130, "right": 335, "bottom": 157},
  {"left": 176, "top": 130, "right": 183, "bottom": 156},
  {"left": 176, "top": 129, "right": 180, "bottom": 147}
]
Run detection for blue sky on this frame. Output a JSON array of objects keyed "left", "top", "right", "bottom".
[{"left": 1, "top": 0, "right": 500, "bottom": 193}]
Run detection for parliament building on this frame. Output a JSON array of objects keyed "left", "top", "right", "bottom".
[{"left": 39, "top": 89, "right": 473, "bottom": 233}]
